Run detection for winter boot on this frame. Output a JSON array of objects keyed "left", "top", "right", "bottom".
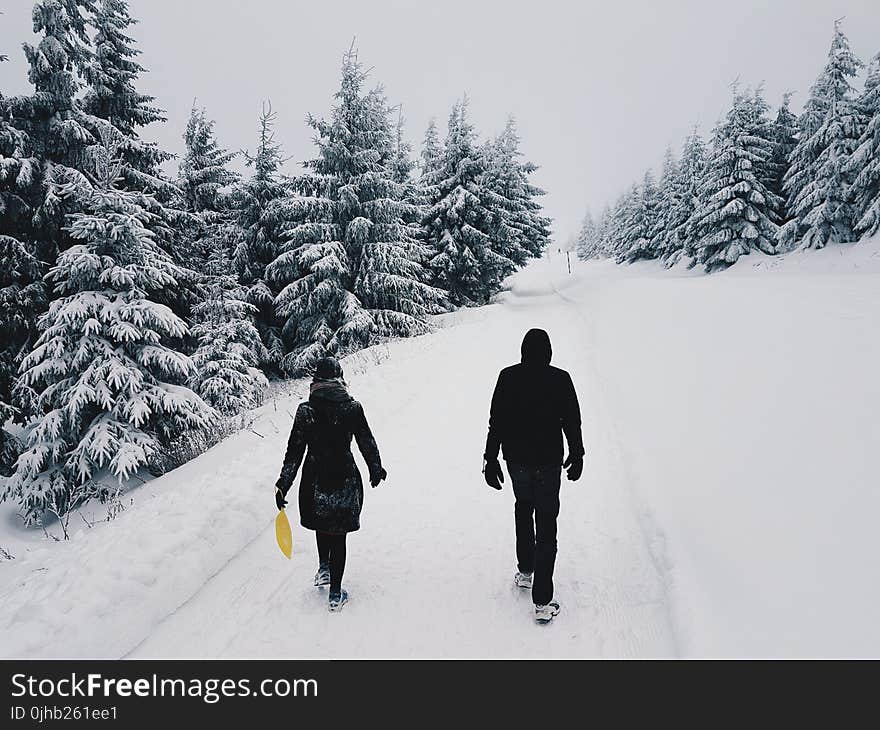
[
  {"left": 328, "top": 589, "right": 349, "bottom": 613},
  {"left": 534, "top": 601, "right": 560, "bottom": 625},
  {"left": 314, "top": 563, "right": 331, "bottom": 587},
  {"left": 514, "top": 571, "right": 533, "bottom": 589}
]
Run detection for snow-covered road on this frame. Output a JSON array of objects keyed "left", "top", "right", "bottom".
[
  {"left": 126, "top": 259, "right": 677, "bottom": 658},
  {"left": 5, "top": 240, "right": 879, "bottom": 658}
]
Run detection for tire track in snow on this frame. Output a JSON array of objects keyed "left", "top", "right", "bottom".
[{"left": 548, "top": 272, "right": 680, "bottom": 656}]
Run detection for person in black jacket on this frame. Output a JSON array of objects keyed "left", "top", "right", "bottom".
[
  {"left": 483, "top": 328, "right": 584, "bottom": 624},
  {"left": 275, "top": 356, "right": 386, "bottom": 612}
]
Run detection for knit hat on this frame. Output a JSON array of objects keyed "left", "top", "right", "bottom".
[{"left": 314, "top": 356, "right": 343, "bottom": 380}]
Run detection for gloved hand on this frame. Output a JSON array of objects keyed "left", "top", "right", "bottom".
[
  {"left": 370, "top": 467, "right": 387, "bottom": 488},
  {"left": 275, "top": 486, "right": 288, "bottom": 511},
  {"left": 563, "top": 453, "right": 583, "bottom": 481},
  {"left": 483, "top": 456, "right": 504, "bottom": 490}
]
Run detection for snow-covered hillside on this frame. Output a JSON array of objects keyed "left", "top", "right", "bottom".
[{"left": 1, "top": 239, "right": 878, "bottom": 658}]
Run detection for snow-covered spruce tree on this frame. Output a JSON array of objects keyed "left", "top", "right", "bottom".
[
  {"left": 605, "top": 188, "right": 635, "bottom": 261},
  {"left": 0, "top": 0, "right": 101, "bottom": 437},
  {"left": 80, "top": 0, "right": 192, "bottom": 318},
  {"left": 179, "top": 106, "right": 239, "bottom": 215},
  {"left": 390, "top": 108, "right": 416, "bottom": 186},
  {"left": 689, "top": 88, "right": 780, "bottom": 272},
  {"left": 0, "top": 236, "right": 44, "bottom": 475},
  {"left": 617, "top": 171, "right": 659, "bottom": 264},
  {"left": 268, "top": 48, "right": 444, "bottom": 374},
  {"left": 648, "top": 147, "right": 678, "bottom": 258},
  {"left": 662, "top": 128, "right": 707, "bottom": 266},
  {"left": 848, "top": 51, "right": 880, "bottom": 238},
  {"left": 575, "top": 209, "right": 601, "bottom": 260},
  {"left": 3, "top": 0, "right": 98, "bottom": 258},
  {"left": 766, "top": 93, "right": 799, "bottom": 220},
  {"left": 188, "top": 263, "right": 268, "bottom": 416},
  {"left": 422, "top": 97, "right": 510, "bottom": 304},
  {"left": 596, "top": 204, "right": 613, "bottom": 258},
  {"left": 483, "top": 116, "right": 551, "bottom": 264},
  {"left": 81, "top": 0, "right": 172, "bottom": 193},
  {"left": 414, "top": 117, "right": 443, "bottom": 234},
  {"left": 780, "top": 21, "right": 864, "bottom": 250},
  {"left": 350, "top": 77, "right": 444, "bottom": 340},
  {"left": 743, "top": 87, "right": 789, "bottom": 227},
  {"left": 1, "top": 70, "right": 46, "bottom": 464},
  {"left": 176, "top": 105, "right": 240, "bottom": 272},
  {"left": 2, "top": 145, "right": 213, "bottom": 524},
  {"left": 419, "top": 118, "right": 443, "bottom": 183},
  {"left": 231, "top": 102, "right": 289, "bottom": 371}
]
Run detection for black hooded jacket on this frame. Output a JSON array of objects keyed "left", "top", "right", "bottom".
[{"left": 484, "top": 329, "right": 585, "bottom": 466}]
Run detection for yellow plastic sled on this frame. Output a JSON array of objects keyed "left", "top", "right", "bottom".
[{"left": 275, "top": 509, "right": 293, "bottom": 559}]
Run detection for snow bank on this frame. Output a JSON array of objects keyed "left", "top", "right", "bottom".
[{"left": 560, "top": 237, "right": 880, "bottom": 656}]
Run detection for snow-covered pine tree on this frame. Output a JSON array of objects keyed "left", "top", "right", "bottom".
[
  {"left": 648, "top": 147, "right": 678, "bottom": 258},
  {"left": 81, "top": 0, "right": 172, "bottom": 193},
  {"left": 0, "top": 234, "right": 44, "bottom": 475},
  {"left": 231, "top": 102, "right": 289, "bottom": 371},
  {"left": 766, "top": 93, "right": 799, "bottom": 221},
  {"left": 178, "top": 106, "right": 239, "bottom": 217},
  {"left": 0, "top": 0, "right": 102, "bottom": 447},
  {"left": 605, "top": 188, "right": 636, "bottom": 261},
  {"left": 353, "top": 88, "right": 446, "bottom": 340},
  {"left": 1, "top": 62, "right": 45, "bottom": 462},
  {"left": 596, "top": 204, "right": 613, "bottom": 258},
  {"left": 3, "top": 0, "right": 99, "bottom": 259},
  {"left": 748, "top": 87, "right": 788, "bottom": 227},
  {"left": 422, "top": 98, "right": 509, "bottom": 304},
  {"left": 848, "top": 51, "right": 880, "bottom": 238},
  {"left": 690, "top": 88, "right": 780, "bottom": 272},
  {"left": 268, "top": 48, "right": 444, "bottom": 374},
  {"left": 575, "top": 209, "right": 600, "bottom": 260},
  {"left": 176, "top": 105, "right": 240, "bottom": 272},
  {"left": 2, "top": 143, "right": 213, "bottom": 524},
  {"left": 419, "top": 118, "right": 443, "bottom": 183},
  {"left": 80, "top": 0, "right": 192, "bottom": 317},
  {"left": 780, "top": 21, "right": 864, "bottom": 250},
  {"left": 188, "top": 265, "right": 268, "bottom": 416},
  {"left": 415, "top": 117, "right": 443, "bottom": 253},
  {"left": 483, "top": 116, "right": 551, "bottom": 263},
  {"left": 662, "top": 128, "right": 707, "bottom": 266},
  {"left": 617, "top": 171, "right": 659, "bottom": 264},
  {"left": 390, "top": 108, "right": 416, "bottom": 185}
]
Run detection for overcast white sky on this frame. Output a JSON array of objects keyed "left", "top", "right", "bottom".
[{"left": 2, "top": 0, "right": 880, "bottom": 242}]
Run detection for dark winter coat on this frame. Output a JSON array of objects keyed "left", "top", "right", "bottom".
[
  {"left": 484, "top": 328, "right": 585, "bottom": 466},
  {"left": 276, "top": 384, "right": 383, "bottom": 534}
]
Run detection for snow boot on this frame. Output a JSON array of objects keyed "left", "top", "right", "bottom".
[
  {"left": 534, "top": 601, "right": 560, "bottom": 625},
  {"left": 514, "top": 571, "right": 533, "bottom": 589},
  {"left": 314, "top": 563, "right": 331, "bottom": 588},
  {"left": 328, "top": 589, "right": 349, "bottom": 613}
]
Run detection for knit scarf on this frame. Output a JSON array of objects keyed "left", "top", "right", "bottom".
[{"left": 309, "top": 377, "right": 349, "bottom": 401}]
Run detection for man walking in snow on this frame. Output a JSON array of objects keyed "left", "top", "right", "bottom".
[{"left": 483, "top": 328, "right": 585, "bottom": 624}]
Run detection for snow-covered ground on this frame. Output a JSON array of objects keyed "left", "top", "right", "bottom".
[{"left": 2, "top": 238, "right": 879, "bottom": 658}]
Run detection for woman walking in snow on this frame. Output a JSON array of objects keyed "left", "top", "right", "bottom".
[{"left": 274, "top": 356, "right": 387, "bottom": 612}]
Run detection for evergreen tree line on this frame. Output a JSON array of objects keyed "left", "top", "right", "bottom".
[
  {"left": 0, "top": 1, "right": 550, "bottom": 524},
  {"left": 576, "top": 21, "right": 880, "bottom": 273}
]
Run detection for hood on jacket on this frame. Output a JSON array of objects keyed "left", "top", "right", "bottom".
[{"left": 520, "top": 328, "right": 552, "bottom": 365}]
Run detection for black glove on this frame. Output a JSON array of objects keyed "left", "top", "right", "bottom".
[
  {"left": 275, "top": 486, "right": 288, "bottom": 511},
  {"left": 483, "top": 456, "right": 504, "bottom": 490},
  {"left": 563, "top": 454, "right": 583, "bottom": 481},
  {"left": 370, "top": 467, "right": 387, "bottom": 488}
]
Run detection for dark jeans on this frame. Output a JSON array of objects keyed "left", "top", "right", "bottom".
[
  {"left": 508, "top": 462, "right": 561, "bottom": 606},
  {"left": 316, "top": 532, "right": 347, "bottom": 593}
]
